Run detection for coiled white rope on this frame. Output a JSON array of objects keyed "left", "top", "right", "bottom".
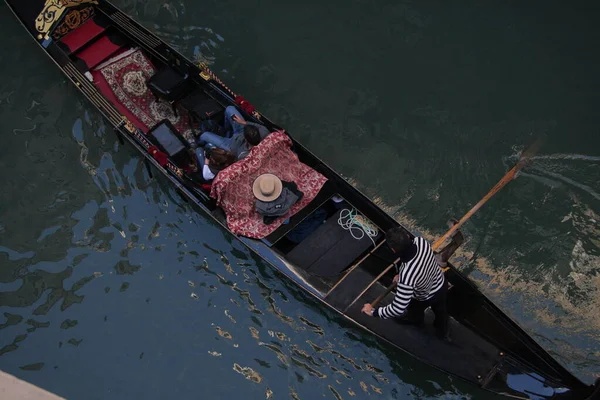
[{"left": 337, "top": 208, "right": 379, "bottom": 246}]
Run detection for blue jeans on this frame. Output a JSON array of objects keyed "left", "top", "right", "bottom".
[
  {"left": 224, "top": 105, "right": 245, "bottom": 137},
  {"left": 197, "top": 132, "right": 232, "bottom": 151}
]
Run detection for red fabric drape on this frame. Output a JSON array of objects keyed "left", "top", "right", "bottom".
[{"left": 210, "top": 132, "right": 327, "bottom": 238}]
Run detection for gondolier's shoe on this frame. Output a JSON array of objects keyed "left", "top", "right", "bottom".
[
  {"left": 437, "top": 331, "right": 453, "bottom": 344},
  {"left": 436, "top": 325, "right": 453, "bottom": 344}
]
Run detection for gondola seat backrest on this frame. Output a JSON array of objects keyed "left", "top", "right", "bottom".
[
  {"left": 147, "top": 119, "right": 190, "bottom": 167},
  {"left": 146, "top": 65, "right": 193, "bottom": 104}
]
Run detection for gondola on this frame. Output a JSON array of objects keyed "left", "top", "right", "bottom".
[{"left": 4, "top": 1, "right": 599, "bottom": 398}]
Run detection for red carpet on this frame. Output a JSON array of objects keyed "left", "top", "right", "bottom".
[
  {"left": 91, "top": 69, "right": 149, "bottom": 132},
  {"left": 95, "top": 49, "right": 195, "bottom": 142},
  {"left": 60, "top": 19, "right": 106, "bottom": 53},
  {"left": 77, "top": 35, "right": 123, "bottom": 69}
]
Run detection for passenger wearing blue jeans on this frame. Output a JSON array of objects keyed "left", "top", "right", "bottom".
[
  {"left": 196, "top": 106, "right": 244, "bottom": 150},
  {"left": 197, "top": 106, "right": 269, "bottom": 155},
  {"left": 223, "top": 105, "right": 245, "bottom": 137}
]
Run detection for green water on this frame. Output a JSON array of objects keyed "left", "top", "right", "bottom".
[{"left": 1, "top": 0, "right": 599, "bottom": 398}]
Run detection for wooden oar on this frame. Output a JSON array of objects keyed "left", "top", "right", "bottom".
[{"left": 369, "top": 136, "right": 545, "bottom": 309}]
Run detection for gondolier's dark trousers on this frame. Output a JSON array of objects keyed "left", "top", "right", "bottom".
[{"left": 398, "top": 278, "right": 449, "bottom": 338}]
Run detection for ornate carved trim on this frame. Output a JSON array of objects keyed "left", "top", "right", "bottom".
[
  {"left": 35, "top": 0, "right": 98, "bottom": 40},
  {"left": 198, "top": 63, "right": 263, "bottom": 121},
  {"left": 52, "top": 6, "right": 95, "bottom": 40},
  {"left": 197, "top": 62, "right": 211, "bottom": 81},
  {"left": 199, "top": 70, "right": 211, "bottom": 81},
  {"left": 121, "top": 116, "right": 136, "bottom": 133}
]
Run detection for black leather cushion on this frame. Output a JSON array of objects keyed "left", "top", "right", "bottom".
[
  {"left": 179, "top": 90, "right": 223, "bottom": 120},
  {"left": 148, "top": 120, "right": 186, "bottom": 156},
  {"left": 147, "top": 67, "right": 190, "bottom": 101}
]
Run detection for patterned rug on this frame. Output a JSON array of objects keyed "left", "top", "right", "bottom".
[
  {"left": 98, "top": 49, "right": 195, "bottom": 143},
  {"left": 210, "top": 132, "right": 328, "bottom": 238}
]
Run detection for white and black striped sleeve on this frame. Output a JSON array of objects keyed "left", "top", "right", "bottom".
[{"left": 373, "top": 281, "right": 414, "bottom": 319}]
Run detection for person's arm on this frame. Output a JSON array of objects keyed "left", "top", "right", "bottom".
[
  {"left": 202, "top": 164, "right": 215, "bottom": 181},
  {"left": 372, "top": 281, "right": 414, "bottom": 319},
  {"left": 232, "top": 114, "right": 270, "bottom": 137}
]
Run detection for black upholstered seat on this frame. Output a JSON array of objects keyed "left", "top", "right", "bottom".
[
  {"left": 147, "top": 119, "right": 189, "bottom": 164},
  {"left": 147, "top": 120, "right": 207, "bottom": 185},
  {"left": 146, "top": 66, "right": 192, "bottom": 115},
  {"left": 178, "top": 89, "right": 223, "bottom": 129}
]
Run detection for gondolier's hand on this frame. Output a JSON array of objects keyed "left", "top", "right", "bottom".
[
  {"left": 393, "top": 274, "right": 400, "bottom": 284},
  {"left": 361, "top": 303, "right": 374, "bottom": 316}
]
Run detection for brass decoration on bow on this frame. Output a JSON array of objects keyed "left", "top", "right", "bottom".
[
  {"left": 197, "top": 62, "right": 262, "bottom": 121},
  {"left": 122, "top": 116, "right": 136, "bottom": 133},
  {"left": 35, "top": 0, "right": 98, "bottom": 40},
  {"left": 52, "top": 6, "right": 95, "bottom": 40},
  {"left": 198, "top": 62, "right": 211, "bottom": 81},
  {"left": 197, "top": 62, "right": 237, "bottom": 98}
]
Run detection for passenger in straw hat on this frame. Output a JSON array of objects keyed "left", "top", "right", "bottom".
[{"left": 253, "top": 174, "right": 303, "bottom": 222}]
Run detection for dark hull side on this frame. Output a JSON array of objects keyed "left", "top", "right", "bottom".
[{"left": 4, "top": 1, "right": 597, "bottom": 399}]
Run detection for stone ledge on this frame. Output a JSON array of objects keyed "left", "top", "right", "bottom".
[{"left": 0, "top": 370, "right": 65, "bottom": 400}]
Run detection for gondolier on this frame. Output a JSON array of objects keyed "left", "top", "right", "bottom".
[{"left": 361, "top": 227, "right": 450, "bottom": 342}]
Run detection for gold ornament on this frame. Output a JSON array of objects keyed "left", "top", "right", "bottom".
[{"left": 35, "top": 0, "right": 98, "bottom": 39}]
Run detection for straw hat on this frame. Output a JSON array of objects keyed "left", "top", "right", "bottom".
[{"left": 253, "top": 173, "right": 283, "bottom": 202}]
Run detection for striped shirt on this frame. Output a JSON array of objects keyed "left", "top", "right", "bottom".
[{"left": 374, "top": 237, "right": 444, "bottom": 319}]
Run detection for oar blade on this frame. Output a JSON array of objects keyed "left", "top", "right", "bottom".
[{"left": 516, "top": 134, "right": 546, "bottom": 171}]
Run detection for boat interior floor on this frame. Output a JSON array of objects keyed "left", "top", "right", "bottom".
[
  {"left": 346, "top": 300, "right": 502, "bottom": 383},
  {"left": 324, "top": 264, "right": 502, "bottom": 383}
]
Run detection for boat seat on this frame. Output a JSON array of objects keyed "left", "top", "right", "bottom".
[
  {"left": 60, "top": 17, "right": 107, "bottom": 54},
  {"left": 147, "top": 66, "right": 194, "bottom": 116},
  {"left": 147, "top": 119, "right": 190, "bottom": 166},
  {"left": 286, "top": 208, "right": 383, "bottom": 276},
  {"left": 73, "top": 31, "right": 127, "bottom": 71},
  {"left": 147, "top": 120, "right": 210, "bottom": 186},
  {"left": 178, "top": 89, "right": 223, "bottom": 129}
]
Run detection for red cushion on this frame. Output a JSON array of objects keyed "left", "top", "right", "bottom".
[
  {"left": 61, "top": 19, "right": 106, "bottom": 53},
  {"left": 76, "top": 35, "right": 122, "bottom": 69}
]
